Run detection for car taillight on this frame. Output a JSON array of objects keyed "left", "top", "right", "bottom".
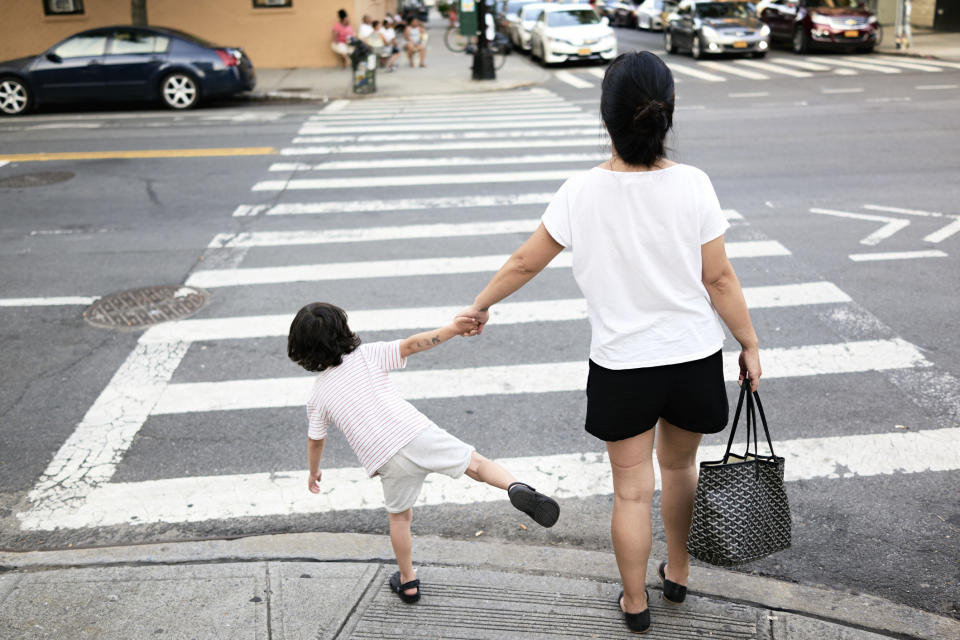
[{"left": 215, "top": 49, "right": 239, "bottom": 67}]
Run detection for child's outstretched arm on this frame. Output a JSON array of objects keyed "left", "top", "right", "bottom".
[
  {"left": 307, "top": 437, "right": 325, "bottom": 493},
  {"left": 399, "top": 316, "right": 478, "bottom": 358}
]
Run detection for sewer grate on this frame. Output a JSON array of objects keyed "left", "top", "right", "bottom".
[
  {"left": 0, "top": 171, "right": 75, "bottom": 188},
  {"left": 83, "top": 285, "right": 209, "bottom": 330}
]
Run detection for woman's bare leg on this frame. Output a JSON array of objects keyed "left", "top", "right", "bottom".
[
  {"left": 606, "top": 429, "right": 655, "bottom": 614},
  {"left": 656, "top": 418, "right": 703, "bottom": 586}
]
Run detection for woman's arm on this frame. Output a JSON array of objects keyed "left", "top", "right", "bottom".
[
  {"left": 701, "top": 235, "right": 761, "bottom": 390},
  {"left": 465, "top": 223, "right": 564, "bottom": 332}
]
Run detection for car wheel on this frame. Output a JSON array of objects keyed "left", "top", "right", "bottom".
[
  {"left": 0, "top": 77, "right": 30, "bottom": 116},
  {"left": 792, "top": 26, "right": 809, "bottom": 54},
  {"left": 692, "top": 34, "right": 705, "bottom": 59},
  {"left": 161, "top": 72, "right": 200, "bottom": 110},
  {"left": 665, "top": 29, "right": 677, "bottom": 54}
]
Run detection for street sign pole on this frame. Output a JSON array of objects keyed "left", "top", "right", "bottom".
[{"left": 472, "top": 0, "right": 496, "bottom": 80}]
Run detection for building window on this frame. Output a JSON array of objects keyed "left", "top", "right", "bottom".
[
  {"left": 44, "top": 0, "right": 85, "bottom": 15},
  {"left": 253, "top": 0, "right": 293, "bottom": 8}
]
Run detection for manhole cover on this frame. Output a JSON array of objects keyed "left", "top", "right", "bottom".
[
  {"left": 0, "top": 171, "right": 74, "bottom": 188},
  {"left": 83, "top": 285, "right": 209, "bottom": 330}
]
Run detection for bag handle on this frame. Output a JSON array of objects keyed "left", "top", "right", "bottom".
[
  {"left": 721, "top": 378, "right": 777, "bottom": 466},
  {"left": 721, "top": 380, "right": 748, "bottom": 463}
]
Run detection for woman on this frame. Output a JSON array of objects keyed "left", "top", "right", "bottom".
[
  {"left": 331, "top": 9, "right": 355, "bottom": 69},
  {"left": 460, "top": 51, "right": 761, "bottom": 633},
  {"left": 403, "top": 17, "right": 427, "bottom": 68}
]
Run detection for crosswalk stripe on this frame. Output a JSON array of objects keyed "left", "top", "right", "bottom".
[
  {"left": 811, "top": 58, "right": 902, "bottom": 74},
  {"left": 268, "top": 152, "right": 606, "bottom": 172},
  {"left": 666, "top": 62, "right": 727, "bottom": 82},
  {"left": 872, "top": 54, "right": 960, "bottom": 70},
  {"left": 587, "top": 68, "right": 606, "bottom": 80},
  {"left": 555, "top": 71, "right": 594, "bottom": 89},
  {"left": 251, "top": 169, "right": 579, "bottom": 191},
  {"left": 770, "top": 57, "right": 835, "bottom": 72},
  {"left": 734, "top": 59, "right": 812, "bottom": 78},
  {"left": 305, "top": 109, "right": 584, "bottom": 125},
  {"left": 299, "top": 115, "right": 598, "bottom": 133},
  {"left": 847, "top": 56, "right": 943, "bottom": 72},
  {"left": 698, "top": 60, "right": 768, "bottom": 80},
  {"left": 186, "top": 241, "right": 790, "bottom": 288},
  {"left": 326, "top": 89, "right": 554, "bottom": 105},
  {"left": 150, "top": 339, "right": 930, "bottom": 415},
  {"left": 293, "top": 119, "right": 599, "bottom": 135},
  {"left": 315, "top": 97, "right": 574, "bottom": 112},
  {"left": 849, "top": 250, "right": 948, "bottom": 262},
  {"left": 292, "top": 128, "right": 603, "bottom": 145},
  {"left": 250, "top": 193, "right": 556, "bottom": 216},
  {"left": 24, "top": 425, "right": 955, "bottom": 529},
  {"left": 209, "top": 219, "right": 541, "bottom": 248},
  {"left": 280, "top": 137, "right": 603, "bottom": 156},
  {"left": 0, "top": 296, "right": 98, "bottom": 307},
  {"left": 307, "top": 107, "right": 582, "bottom": 121},
  {"left": 140, "top": 283, "right": 851, "bottom": 344}
]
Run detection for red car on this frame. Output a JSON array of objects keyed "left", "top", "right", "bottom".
[{"left": 760, "top": 0, "right": 880, "bottom": 54}]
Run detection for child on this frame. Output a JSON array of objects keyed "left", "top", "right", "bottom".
[{"left": 287, "top": 302, "right": 560, "bottom": 603}]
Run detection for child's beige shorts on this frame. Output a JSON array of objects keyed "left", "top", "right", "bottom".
[{"left": 377, "top": 425, "right": 475, "bottom": 513}]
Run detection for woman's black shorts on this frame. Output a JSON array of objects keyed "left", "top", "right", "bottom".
[{"left": 585, "top": 350, "right": 729, "bottom": 442}]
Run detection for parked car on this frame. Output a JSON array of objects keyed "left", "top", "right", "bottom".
[
  {"left": 636, "top": 0, "right": 667, "bottom": 30},
  {"left": 530, "top": 4, "right": 618, "bottom": 65},
  {"left": 665, "top": 0, "right": 770, "bottom": 58},
  {"left": 760, "top": 0, "right": 879, "bottom": 54},
  {"left": 499, "top": 0, "right": 540, "bottom": 38},
  {"left": 513, "top": 3, "right": 554, "bottom": 51},
  {"left": 610, "top": 1, "right": 640, "bottom": 27},
  {"left": 0, "top": 25, "right": 255, "bottom": 116}
]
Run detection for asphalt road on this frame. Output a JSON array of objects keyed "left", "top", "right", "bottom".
[{"left": 1, "top": 31, "right": 958, "bottom": 622}]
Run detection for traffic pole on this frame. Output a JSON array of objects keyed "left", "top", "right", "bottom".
[{"left": 472, "top": 0, "right": 496, "bottom": 80}]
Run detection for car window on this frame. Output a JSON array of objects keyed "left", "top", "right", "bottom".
[
  {"left": 695, "top": 2, "right": 753, "bottom": 18},
  {"left": 806, "top": 0, "right": 861, "bottom": 7},
  {"left": 547, "top": 9, "right": 600, "bottom": 26},
  {"left": 108, "top": 30, "right": 171, "bottom": 55},
  {"left": 53, "top": 34, "right": 108, "bottom": 58}
]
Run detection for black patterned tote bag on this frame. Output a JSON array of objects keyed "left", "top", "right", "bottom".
[{"left": 687, "top": 382, "right": 792, "bottom": 566}]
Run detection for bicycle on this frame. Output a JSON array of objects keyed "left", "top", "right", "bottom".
[{"left": 445, "top": 23, "right": 470, "bottom": 52}]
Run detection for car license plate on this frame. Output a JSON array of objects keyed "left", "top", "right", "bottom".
[
  {"left": 578, "top": 47, "right": 591, "bottom": 55},
  {"left": 733, "top": 41, "right": 748, "bottom": 48},
  {"left": 844, "top": 30, "right": 859, "bottom": 38}
]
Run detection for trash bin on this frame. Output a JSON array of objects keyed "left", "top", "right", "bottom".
[{"left": 350, "top": 39, "right": 377, "bottom": 94}]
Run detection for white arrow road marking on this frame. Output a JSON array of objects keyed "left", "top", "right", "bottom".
[
  {"left": 139, "top": 283, "right": 850, "bottom": 344},
  {"left": 810, "top": 208, "right": 910, "bottom": 246},
  {"left": 923, "top": 219, "right": 960, "bottom": 244},
  {"left": 19, "top": 427, "right": 958, "bottom": 530},
  {"left": 862, "top": 204, "right": 960, "bottom": 244}
]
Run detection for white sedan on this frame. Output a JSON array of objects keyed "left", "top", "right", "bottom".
[
  {"left": 636, "top": 0, "right": 666, "bottom": 30},
  {"left": 530, "top": 4, "right": 618, "bottom": 65},
  {"left": 513, "top": 2, "right": 554, "bottom": 52}
]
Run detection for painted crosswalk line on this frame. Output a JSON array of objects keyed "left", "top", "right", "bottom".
[
  {"left": 139, "top": 283, "right": 851, "bottom": 344},
  {"left": 812, "top": 58, "right": 902, "bottom": 74},
  {"left": 774, "top": 58, "right": 836, "bottom": 72},
  {"left": 555, "top": 71, "right": 594, "bottom": 89},
  {"left": 699, "top": 60, "right": 768, "bottom": 80},
  {"left": 236, "top": 193, "right": 556, "bottom": 217},
  {"left": 296, "top": 118, "right": 598, "bottom": 135},
  {"left": 150, "top": 339, "right": 929, "bottom": 416},
  {"left": 839, "top": 56, "right": 942, "bottom": 73},
  {"left": 302, "top": 114, "right": 587, "bottom": 129},
  {"left": 186, "top": 241, "right": 790, "bottom": 288},
  {"left": 734, "top": 59, "right": 813, "bottom": 78},
  {"left": 280, "top": 137, "right": 603, "bottom": 156},
  {"left": 20, "top": 426, "right": 958, "bottom": 530},
  {"left": 873, "top": 54, "right": 960, "bottom": 70},
  {"left": 251, "top": 169, "right": 581, "bottom": 191},
  {"left": 0, "top": 296, "right": 98, "bottom": 307},
  {"left": 307, "top": 106, "right": 583, "bottom": 121},
  {"left": 849, "top": 250, "right": 948, "bottom": 262},
  {"left": 268, "top": 152, "right": 606, "bottom": 172},
  {"left": 292, "top": 127, "right": 602, "bottom": 145},
  {"left": 666, "top": 61, "right": 727, "bottom": 82}
]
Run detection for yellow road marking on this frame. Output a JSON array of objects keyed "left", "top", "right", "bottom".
[{"left": 0, "top": 147, "right": 277, "bottom": 162}]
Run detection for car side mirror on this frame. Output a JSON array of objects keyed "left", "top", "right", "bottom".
[
  {"left": 601, "top": 16, "right": 609, "bottom": 25},
  {"left": 46, "top": 52, "right": 63, "bottom": 63}
]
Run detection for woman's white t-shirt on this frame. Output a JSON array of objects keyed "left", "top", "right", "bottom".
[{"left": 541, "top": 164, "right": 730, "bottom": 370}]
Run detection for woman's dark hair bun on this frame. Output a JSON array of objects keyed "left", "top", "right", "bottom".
[{"left": 600, "top": 51, "right": 675, "bottom": 167}]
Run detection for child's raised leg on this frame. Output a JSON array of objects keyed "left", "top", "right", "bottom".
[
  {"left": 387, "top": 508, "right": 419, "bottom": 597},
  {"left": 464, "top": 451, "right": 516, "bottom": 489},
  {"left": 465, "top": 451, "right": 561, "bottom": 528}
]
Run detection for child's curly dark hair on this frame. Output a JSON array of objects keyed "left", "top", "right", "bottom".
[{"left": 287, "top": 302, "right": 361, "bottom": 372}]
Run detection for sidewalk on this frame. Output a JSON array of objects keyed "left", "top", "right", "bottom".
[
  {"left": 250, "top": 21, "right": 549, "bottom": 103},
  {"left": 2, "top": 532, "right": 957, "bottom": 639},
  {"left": 877, "top": 26, "right": 960, "bottom": 62}
]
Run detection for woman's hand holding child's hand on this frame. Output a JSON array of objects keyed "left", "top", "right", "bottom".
[
  {"left": 454, "top": 315, "right": 479, "bottom": 337},
  {"left": 307, "top": 470, "right": 322, "bottom": 494}
]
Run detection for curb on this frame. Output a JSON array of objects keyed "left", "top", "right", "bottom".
[{"left": 2, "top": 532, "right": 957, "bottom": 639}]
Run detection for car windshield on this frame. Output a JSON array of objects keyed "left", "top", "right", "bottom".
[
  {"left": 695, "top": 2, "right": 753, "bottom": 18},
  {"left": 806, "top": 0, "right": 863, "bottom": 8},
  {"left": 506, "top": 0, "right": 534, "bottom": 13},
  {"left": 547, "top": 9, "right": 600, "bottom": 26}
]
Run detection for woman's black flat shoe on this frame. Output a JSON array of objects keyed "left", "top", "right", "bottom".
[
  {"left": 658, "top": 561, "right": 687, "bottom": 604},
  {"left": 617, "top": 589, "right": 651, "bottom": 633}
]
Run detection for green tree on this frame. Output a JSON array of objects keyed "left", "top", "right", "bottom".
[{"left": 131, "top": 0, "right": 148, "bottom": 26}]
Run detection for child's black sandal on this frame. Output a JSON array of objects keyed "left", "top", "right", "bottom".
[{"left": 389, "top": 570, "right": 421, "bottom": 604}]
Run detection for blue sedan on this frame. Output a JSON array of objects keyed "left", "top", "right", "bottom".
[{"left": 0, "top": 26, "right": 256, "bottom": 115}]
